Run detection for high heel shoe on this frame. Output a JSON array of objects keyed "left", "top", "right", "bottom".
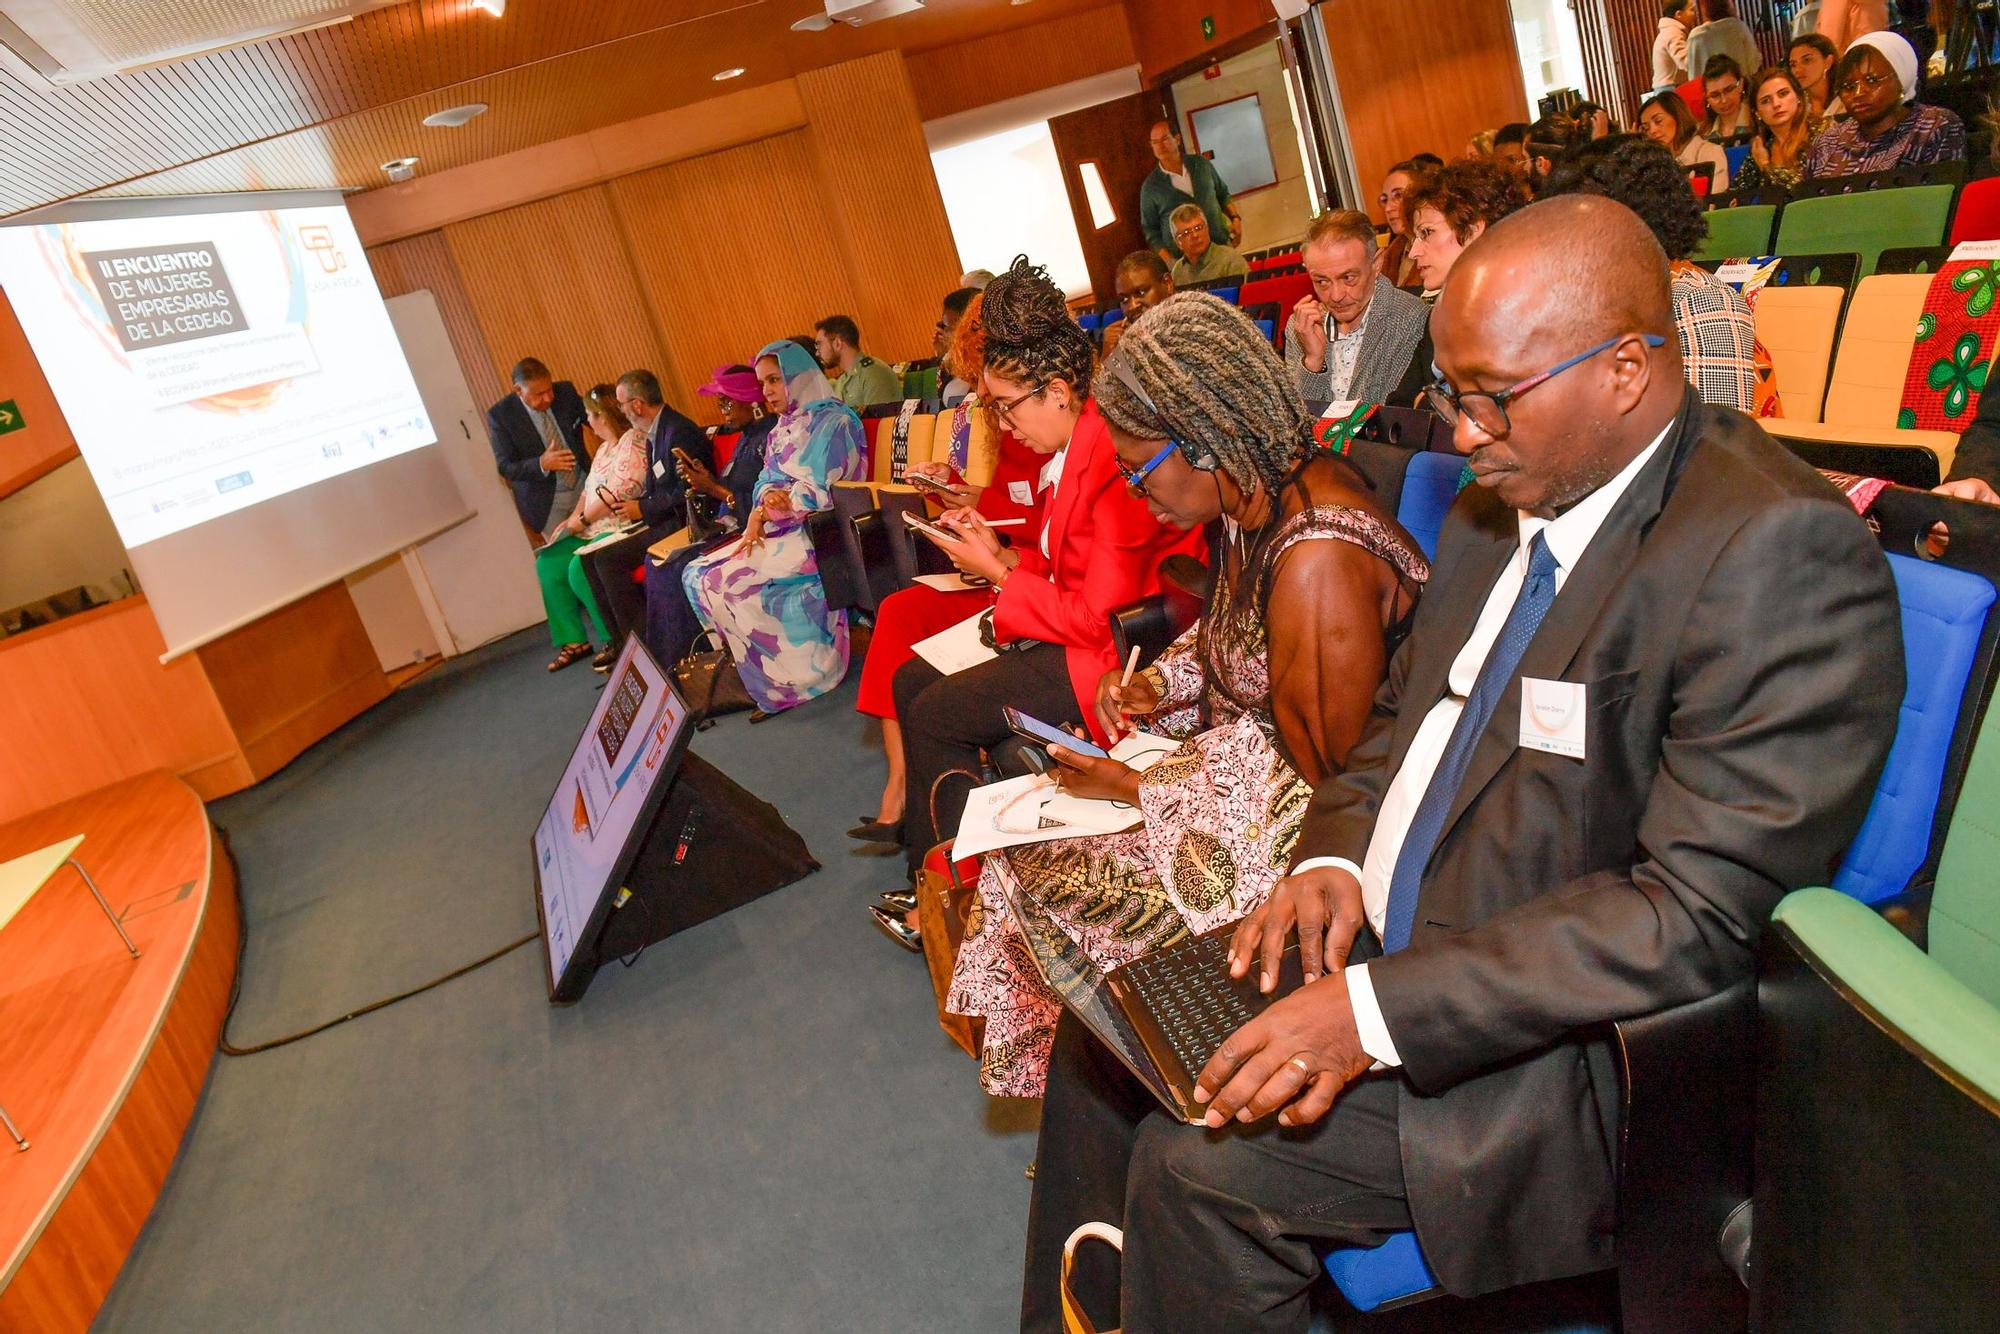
[
  {"left": 879, "top": 889, "right": 918, "bottom": 913},
  {"left": 846, "top": 818, "right": 904, "bottom": 844},
  {"left": 868, "top": 904, "right": 922, "bottom": 952}
]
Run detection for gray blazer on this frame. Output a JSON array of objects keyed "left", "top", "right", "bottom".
[{"left": 1286, "top": 276, "right": 1432, "bottom": 407}]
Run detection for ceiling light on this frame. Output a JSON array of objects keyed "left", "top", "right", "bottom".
[
  {"left": 381, "top": 156, "right": 419, "bottom": 182},
  {"left": 791, "top": 13, "right": 832, "bottom": 30},
  {"left": 711, "top": 68, "right": 745, "bottom": 82},
  {"left": 471, "top": 0, "right": 504, "bottom": 15},
  {"left": 423, "top": 103, "right": 489, "bottom": 128}
]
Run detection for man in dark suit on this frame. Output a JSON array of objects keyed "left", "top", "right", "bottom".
[
  {"left": 1021, "top": 196, "right": 1905, "bottom": 1331},
  {"left": 485, "top": 356, "right": 589, "bottom": 540}
]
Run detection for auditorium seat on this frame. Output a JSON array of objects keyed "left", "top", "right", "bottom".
[
  {"left": 870, "top": 410, "right": 938, "bottom": 485},
  {"left": 1254, "top": 318, "right": 1275, "bottom": 342},
  {"left": 1750, "top": 285, "right": 1843, "bottom": 421},
  {"left": 1392, "top": 451, "right": 1464, "bottom": 561},
  {"left": 1948, "top": 174, "right": 2000, "bottom": 245},
  {"left": 1239, "top": 272, "right": 1314, "bottom": 347},
  {"left": 710, "top": 429, "right": 741, "bottom": 478},
  {"left": 1077, "top": 312, "right": 1101, "bottom": 333},
  {"left": 1694, "top": 205, "right": 1778, "bottom": 262},
  {"left": 1209, "top": 285, "right": 1240, "bottom": 305},
  {"left": 1875, "top": 245, "right": 1951, "bottom": 275},
  {"left": 1722, "top": 142, "right": 1752, "bottom": 186},
  {"left": 1773, "top": 185, "right": 1954, "bottom": 276}
]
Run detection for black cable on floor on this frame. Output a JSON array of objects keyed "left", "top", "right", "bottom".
[{"left": 213, "top": 824, "right": 538, "bottom": 1057}]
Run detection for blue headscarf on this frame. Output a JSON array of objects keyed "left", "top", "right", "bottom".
[{"left": 758, "top": 339, "right": 837, "bottom": 415}]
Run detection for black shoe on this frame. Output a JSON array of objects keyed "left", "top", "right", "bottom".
[
  {"left": 868, "top": 905, "right": 922, "bottom": 952},
  {"left": 879, "top": 889, "right": 918, "bottom": 913},
  {"left": 847, "top": 818, "right": 904, "bottom": 844},
  {"left": 590, "top": 645, "right": 618, "bottom": 673}
]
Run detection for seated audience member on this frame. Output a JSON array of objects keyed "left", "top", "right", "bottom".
[
  {"left": 1167, "top": 203, "right": 1249, "bottom": 286},
  {"left": 1546, "top": 135, "right": 1779, "bottom": 416},
  {"left": 1021, "top": 194, "right": 1903, "bottom": 1334},
  {"left": 814, "top": 315, "right": 901, "bottom": 412},
  {"left": 1101, "top": 251, "right": 1175, "bottom": 358},
  {"left": 1653, "top": 0, "right": 1695, "bottom": 88},
  {"left": 640, "top": 365, "right": 777, "bottom": 671},
  {"left": 1284, "top": 209, "right": 1433, "bottom": 407},
  {"left": 1639, "top": 88, "right": 1731, "bottom": 186},
  {"left": 1935, "top": 377, "right": 2000, "bottom": 505},
  {"left": 485, "top": 356, "right": 588, "bottom": 544},
  {"left": 1700, "top": 55, "right": 1757, "bottom": 140},
  {"left": 936, "top": 287, "right": 979, "bottom": 403},
  {"left": 1524, "top": 117, "right": 1574, "bottom": 190},
  {"left": 850, "top": 294, "right": 1049, "bottom": 849},
  {"left": 1492, "top": 121, "right": 1533, "bottom": 177},
  {"left": 961, "top": 268, "right": 996, "bottom": 289},
  {"left": 1405, "top": 160, "right": 1535, "bottom": 298},
  {"left": 883, "top": 257, "right": 1204, "bottom": 893},
  {"left": 1464, "top": 128, "right": 1497, "bottom": 160},
  {"left": 1688, "top": 0, "right": 1763, "bottom": 97},
  {"left": 681, "top": 339, "right": 866, "bottom": 717},
  {"left": 1573, "top": 101, "right": 1613, "bottom": 140},
  {"left": 1803, "top": 31, "right": 1964, "bottom": 178},
  {"left": 1788, "top": 31, "right": 1844, "bottom": 120},
  {"left": 1373, "top": 159, "right": 1437, "bottom": 288},
  {"left": 537, "top": 385, "right": 648, "bottom": 672},
  {"left": 945, "top": 292, "right": 1427, "bottom": 1089},
  {"left": 1739, "top": 64, "right": 1822, "bottom": 191}
]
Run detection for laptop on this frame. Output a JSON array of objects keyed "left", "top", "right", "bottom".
[{"left": 998, "top": 874, "right": 1305, "bottom": 1124}]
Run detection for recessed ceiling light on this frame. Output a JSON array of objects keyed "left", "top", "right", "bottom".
[
  {"left": 423, "top": 102, "right": 489, "bottom": 128},
  {"left": 381, "top": 156, "right": 419, "bottom": 182},
  {"left": 712, "top": 67, "right": 745, "bottom": 82},
  {"left": 471, "top": 0, "right": 505, "bottom": 15}
]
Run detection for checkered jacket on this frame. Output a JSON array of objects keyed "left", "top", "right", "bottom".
[{"left": 1671, "top": 265, "right": 1760, "bottom": 413}]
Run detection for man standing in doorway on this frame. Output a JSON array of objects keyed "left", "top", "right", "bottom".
[
  {"left": 485, "top": 356, "right": 589, "bottom": 545},
  {"left": 1140, "top": 119, "right": 1241, "bottom": 267}
]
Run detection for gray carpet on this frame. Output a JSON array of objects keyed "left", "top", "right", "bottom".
[{"left": 96, "top": 628, "right": 1038, "bottom": 1331}]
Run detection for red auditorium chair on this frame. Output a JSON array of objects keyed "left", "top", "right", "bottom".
[
  {"left": 1248, "top": 250, "right": 1299, "bottom": 273},
  {"left": 1949, "top": 177, "right": 2000, "bottom": 246},
  {"left": 710, "top": 429, "right": 740, "bottom": 478},
  {"left": 1238, "top": 270, "right": 1314, "bottom": 349}
]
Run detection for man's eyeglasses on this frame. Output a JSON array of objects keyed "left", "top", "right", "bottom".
[
  {"left": 989, "top": 383, "right": 1048, "bottom": 428},
  {"left": 1116, "top": 439, "right": 1180, "bottom": 498},
  {"left": 1377, "top": 186, "right": 1407, "bottom": 205},
  {"left": 1838, "top": 71, "right": 1895, "bottom": 96},
  {"left": 1172, "top": 225, "right": 1207, "bottom": 241},
  {"left": 1428, "top": 333, "right": 1667, "bottom": 437}
]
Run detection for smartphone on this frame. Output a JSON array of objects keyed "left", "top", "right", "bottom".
[
  {"left": 902, "top": 511, "right": 961, "bottom": 544},
  {"left": 907, "top": 472, "right": 960, "bottom": 498},
  {"left": 1003, "top": 707, "right": 1108, "bottom": 759}
]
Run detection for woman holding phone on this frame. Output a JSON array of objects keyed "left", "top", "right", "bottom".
[
  {"left": 869, "top": 257, "right": 1203, "bottom": 946},
  {"left": 538, "top": 384, "right": 646, "bottom": 672},
  {"left": 942, "top": 293, "right": 1427, "bottom": 1095}
]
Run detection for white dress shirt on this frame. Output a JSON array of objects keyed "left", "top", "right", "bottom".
[
  {"left": 1038, "top": 440, "right": 1070, "bottom": 560},
  {"left": 1301, "top": 426, "right": 1669, "bottom": 1066}
]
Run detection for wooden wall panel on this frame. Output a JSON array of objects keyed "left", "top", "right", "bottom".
[
  {"left": 1320, "top": 0, "right": 1530, "bottom": 207},
  {"left": 443, "top": 187, "right": 674, "bottom": 399},
  {"left": 609, "top": 133, "right": 860, "bottom": 412},
  {"left": 0, "top": 292, "right": 80, "bottom": 499},
  {"left": 796, "top": 52, "right": 963, "bottom": 366},
  {"left": 908, "top": 6, "right": 1137, "bottom": 122},
  {"left": 367, "top": 232, "right": 504, "bottom": 411},
  {"left": 1121, "top": 0, "right": 1275, "bottom": 82}
]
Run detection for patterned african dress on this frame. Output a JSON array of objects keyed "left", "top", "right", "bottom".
[
  {"left": 682, "top": 394, "right": 865, "bottom": 712},
  {"left": 946, "top": 503, "right": 1428, "bottom": 1097}
]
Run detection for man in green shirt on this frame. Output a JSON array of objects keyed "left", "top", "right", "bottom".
[
  {"left": 814, "top": 315, "right": 901, "bottom": 411},
  {"left": 1140, "top": 120, "right": 1242, "bottom": 264},
  {"left": 1167, "top": 203, "right": 1250, "bottom": 286}
]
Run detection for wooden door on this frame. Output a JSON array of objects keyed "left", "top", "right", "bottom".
[{"left": 1048, "top": 90, "right": 1167, "bottom": 306}]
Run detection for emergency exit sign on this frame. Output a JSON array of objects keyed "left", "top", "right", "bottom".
[
  {"left": 1201, "top": 15, "right": 1216, "bottom": 39},
  {"left": 0, "top": 399, "right": 22, "bottom": 436}
]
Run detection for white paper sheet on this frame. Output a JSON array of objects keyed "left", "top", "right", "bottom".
[
  {"left": 912, "top": 610, "right": 998, "bottom": 675},
  {"left": 949, "top": 732, "right": 1183, "bottom": 860}
]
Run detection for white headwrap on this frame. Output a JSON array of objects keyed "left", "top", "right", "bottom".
[{"left": 1847, "top": 30, "right": 1919, "bottom": 105}]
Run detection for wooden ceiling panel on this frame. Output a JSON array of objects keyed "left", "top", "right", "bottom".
[{"left": 0, "top": 0, "right": 1122, "bottom": 217}]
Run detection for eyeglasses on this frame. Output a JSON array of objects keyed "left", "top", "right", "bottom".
[
  {"left": 1377, "top": 187, "right": 1407, "bottom": 205},
  {"left": 1116, "top": 439, "right": 1180, "bottom": 498},
  {"left": 989, "top": 382, "right": 1049, "bottom": 428},
  {"left": 1838, "top": 71, "right": 1895, "bottom": 96},
  {"left": 1428, "top": 333, "right": 1667, "bottom": 437},
  {"left": 1707, "top": 81, "right": 1742, "bottom": 100},
  {"left": 1172, "top": 225, "right": 1207, "bottom": 240}
]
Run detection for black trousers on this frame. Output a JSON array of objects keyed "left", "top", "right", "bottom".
[
  {"left": 578, "top": 525, "right": 661, "bottom": 644},
  {"left": 1022, "top": 1010, "right": 1414, "bottom": 1334},
  {"left": 891, "top": 641, "right": 1082, "bottom": 877}
]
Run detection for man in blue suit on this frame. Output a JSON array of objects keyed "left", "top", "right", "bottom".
[{"left": 485, "top": 356, "right": 589, "bottom": 541}]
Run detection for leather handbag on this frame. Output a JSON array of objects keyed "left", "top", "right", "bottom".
[
  {"left": 671, "top": 631, "right": 754, "bottom": 720},
  {"left": 917, "top": 840, "right": 985, "bottom": 1060}
]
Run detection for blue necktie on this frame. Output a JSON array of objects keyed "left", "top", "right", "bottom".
[{"left": 1381, "top": 532, "right": 1559, "bottom": 953}]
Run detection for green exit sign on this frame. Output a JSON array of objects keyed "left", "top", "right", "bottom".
[
  {"left": 0, "top": 399, "right": 22, "bottom": 436},
  {"left": 1201, "top": 14, "right": 1216, "bottom": 39}
]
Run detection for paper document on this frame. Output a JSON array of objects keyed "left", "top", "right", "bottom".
[
  {"left": 576, "top": 521, "right": 644, "bottom": 556},
  {"left": 912, "top": 611, "right": 997, "bottom": 675},
  {"left": 913, "top": 572, "right": 985, "bottom": 594},
  {"left": 950, "top": 732, "right": 1182, "bottom": 860}
]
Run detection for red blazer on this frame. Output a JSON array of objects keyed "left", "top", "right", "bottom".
[{"left": 993, "top": 401, "right": 1205, "bottom": 741}]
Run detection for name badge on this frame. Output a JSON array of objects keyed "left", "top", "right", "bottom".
[
  {"left": 1008, "top": 480, "right": 1033, "bottom": 505},
  {"left": 1519, "top": 678, "right": 1587, "bottom": 760},
  {"left": 652, "top": 458, "right": 667, "bottom": 479}
]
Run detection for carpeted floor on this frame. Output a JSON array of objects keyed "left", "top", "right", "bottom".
[{"left": 94, "top": 627, "right": 1615, "bottom": 1332}]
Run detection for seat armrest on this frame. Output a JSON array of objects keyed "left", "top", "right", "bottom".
[{"left": 1870, "top": 882, "right": 1934, "bottom": 949}]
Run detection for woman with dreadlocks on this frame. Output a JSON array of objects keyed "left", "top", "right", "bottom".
[
  {"left": 872, "top": 257, "right": 1204, "bottom": 943},
  {"left": 944, "top": 291, "right": 1428, "bottom": 1095}
]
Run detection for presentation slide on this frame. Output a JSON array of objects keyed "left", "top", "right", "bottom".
[
  {"left": 534, "top": 641, "right": 690, "bottom": 991},
  {"left": 0, "top": 200, "right": 434, "bottom": 547}
]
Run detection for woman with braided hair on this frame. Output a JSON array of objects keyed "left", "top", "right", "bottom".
[
  {"left": 871, "top": 257, "right": 1204, "bottom": 944},
  {"left": 944, "top": 291, "right": 1427, "bottom": 1107}
]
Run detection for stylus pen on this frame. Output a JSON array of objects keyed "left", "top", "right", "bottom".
[
  {"left": 984, "top": 518, "right": 1027, "bottom": 527},
  {"left": 1119, "top": 644, "right": 1141, "bottom": 690}
]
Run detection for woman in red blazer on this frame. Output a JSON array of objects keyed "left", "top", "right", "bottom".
[{"left": 876, "top": 257, "right": 1203, "bottom": 923}]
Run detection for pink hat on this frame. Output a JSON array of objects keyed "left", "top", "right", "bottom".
[{"left": 697, "top": 365, "right": 762, "bottom": 404}]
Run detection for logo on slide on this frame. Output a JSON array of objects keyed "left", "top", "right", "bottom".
[{"left": 299, "top": 225, "right": 346, "bottom": 274}]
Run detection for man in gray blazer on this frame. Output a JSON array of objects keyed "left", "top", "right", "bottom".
[
  {"left": 1285, "top": 209, "right": 1432, "bottom": 409},
  {"left": 1021, "top": 196, "right": 1904, "bottom": 1331}
]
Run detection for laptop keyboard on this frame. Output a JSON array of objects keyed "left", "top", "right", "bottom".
[{"left": 1119, "top": 932, "right": 1261, "bottom": 1079}]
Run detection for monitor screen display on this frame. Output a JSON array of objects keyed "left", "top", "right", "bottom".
[{"left": 532, "top": 637, "right": 691, "bottom": 999}]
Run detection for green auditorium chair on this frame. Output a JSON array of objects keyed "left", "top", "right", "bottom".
[
  {"left": 1694, "top": 204, "right": 1778, "bottom": 262},
  {"left": 1773, "top": 184, "right": 1955, "bottom": 277}
]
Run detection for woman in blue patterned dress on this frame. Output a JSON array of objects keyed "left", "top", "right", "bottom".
[{"left": 682, "top": 338, "right": 865, "bottom": 714}]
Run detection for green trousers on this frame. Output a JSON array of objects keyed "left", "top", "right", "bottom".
[{"left": 535, "top": 534, "right": 610, "bottom": 647}]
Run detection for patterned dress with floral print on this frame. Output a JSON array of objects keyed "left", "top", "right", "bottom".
[{"left": 945, "top": 503, "right": 1427, "bottom": 1097}]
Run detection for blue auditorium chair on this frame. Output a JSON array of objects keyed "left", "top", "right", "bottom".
[
  {"left": 1254, "top": 318, "right": 1275, "bottom": 341},
  {"left": 1391, "top": 451, "right": 1464, "bottom": 560},
  {"left": 1076, "top": 312, "right": 1100, "bottom": 333},
  {"left": 1210, "top": 285, "right": 1241, "bottom": 305}
]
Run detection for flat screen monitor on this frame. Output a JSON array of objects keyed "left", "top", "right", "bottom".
[{"left": 532, "top": 636, "right": 694, "bottom": 1003}]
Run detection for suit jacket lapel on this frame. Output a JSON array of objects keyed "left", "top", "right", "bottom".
[{"left": 1042, "top": 408, "right": 1098, "bottom": 580}]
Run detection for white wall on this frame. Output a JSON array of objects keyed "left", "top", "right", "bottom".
[
  {"left": 1172, "top": 40, "right": 1316, "bottom": 253},
  {"left": 0, "top": 458, "right": 135, "bottom": 620}
]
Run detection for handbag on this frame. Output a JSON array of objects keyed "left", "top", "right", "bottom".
[
  {"left": 917, "top": 840, "right": 985, "bottom": 1059},
  {"left": 671, "top": 630, "right": 754, "bottom": 720},
  {"left": 1060, "top": 1222, "right": 1124, "bottom": 1334}
]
